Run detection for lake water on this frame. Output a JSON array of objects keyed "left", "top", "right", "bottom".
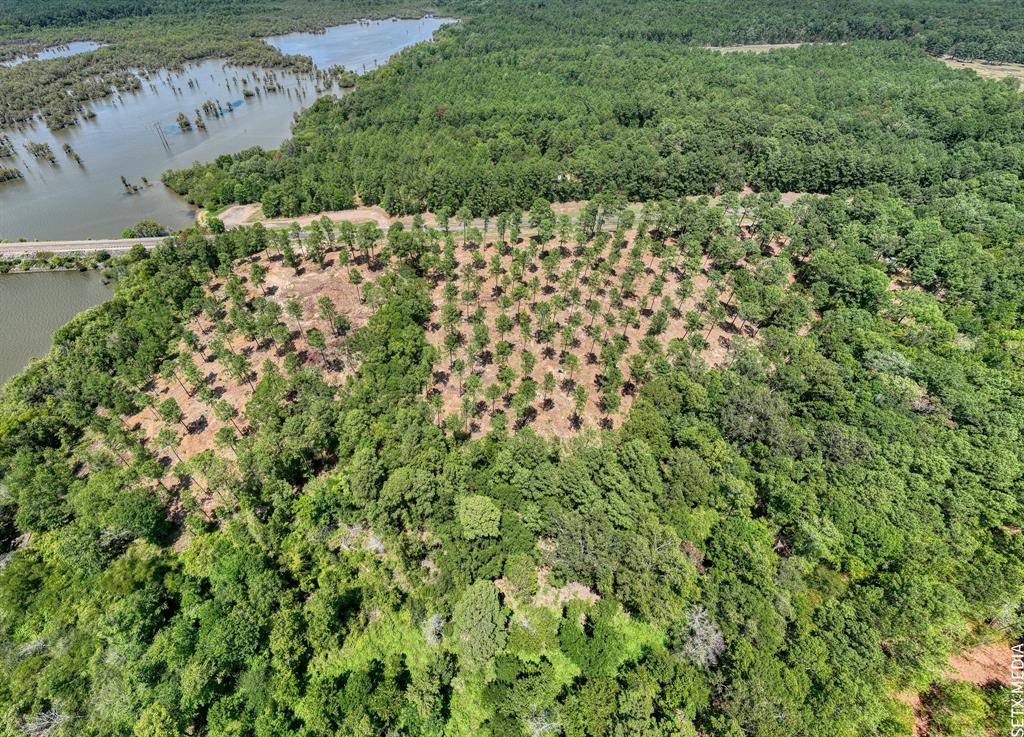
[
  {"left": 266, "top": 17, "right": 453, "bottom": 72},
  {"left": 0, "top": 270, "right": 112, "bottom": 382},
  {"left": 0, "top": 41, "right": 106, "bottom": 68},
  {"left": 0, "top": 17, "right": 452, "bottom": 383},
  {"left": 0, "top": 17, "right": 452, "bottom": 241}
]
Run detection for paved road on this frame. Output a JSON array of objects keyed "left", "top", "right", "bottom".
[
  {"left": 1, "top": 227, "right": 320, "bottom": 259},
  {"left": 2, "top": 193, "right": 811, "bottom": 259},
  {"left": 0, "top": 237, "right": 167, "bottom": 258},
  {"left": 1, "top": 201, "right": 560, "bottom": 258},
  {"left": 1, "top": 204, "right": 393, "bottom": 259}
]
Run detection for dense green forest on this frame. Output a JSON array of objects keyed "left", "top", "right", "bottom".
[
  {"left": 6, "top": 0, "right": 1024, "bottom": 128},
  {"left": 3, "top": 1, "right": 1024, "bottom": 736},
  {"left": 2, "top": 186, "right": 1021, "bottom": 736},
  {"left": 164, "top": 2, "right": 1024, "bottom": 218}
]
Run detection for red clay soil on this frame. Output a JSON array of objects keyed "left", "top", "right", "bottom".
[
  {"left": 899, "top": 640, "right": 1014, "bottom": 736},
  {"left": 122, "top": 215, "right": 807, "bottom": 512},
  {"left": 124, "top": 245, "right": 380, "bottom": 514},
  {"left": 945, "top": 641, "right": 1013, "bottom": 687},
  {"left": 896, "top": 691, "right": 927, "bottom": 737},
  {"left": 424, "top": 228, "right": 793, "bottom": 437}
]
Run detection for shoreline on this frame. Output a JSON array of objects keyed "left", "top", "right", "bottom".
[{"left": 0, "top": 15, "right": 455, "bottom": 242}]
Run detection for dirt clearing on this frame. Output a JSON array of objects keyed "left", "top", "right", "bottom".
[{"left": 938, "top": 56, "right": 1024, "bottom": 83}]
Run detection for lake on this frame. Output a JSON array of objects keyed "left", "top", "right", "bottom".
[
  {"left": 0, "top": 17, "right": 453, "bottom": 383},
  {"left": 0, "top": 270, "right": 112, "bottom": 382},
  {"left": 266, "top": 17, "right": 453, "bottom": 72},
  {"left": 0, "top": 41, "right": 106, "bottom": 68},
  {"left": 0, "top": 17, "right": 452, "bottom": 241}
]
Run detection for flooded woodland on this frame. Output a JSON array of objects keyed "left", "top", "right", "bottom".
[{"left": 0, "top": 17, "right": 451, "bottom": 241}]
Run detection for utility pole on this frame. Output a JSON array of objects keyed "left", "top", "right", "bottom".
[{"left": 153, "top": 122, "right": 170, "bottom": 150}]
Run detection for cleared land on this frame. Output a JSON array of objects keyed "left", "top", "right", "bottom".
[
  {"left": 123, "top": 199, "right": 808, "bottom": 524},
  {"left": 898, "top": 640, "right": 1013, "bottom": 737},
  {"left": 938, "top": 56, "right": 1024, "bottom": 82},
  {"left": 703, "top": 46, "right": 1024, "bottom": 88},
  {"left": 124, "top": 241, "right": 380, "bottom": 519},
  {"left": 211, "top": 192, "right": 809, "bottom": 231},
  {"left": 704, "top": 42, "right": 806, "bottom": 53},
  {"left": 213, "top": 201, "right": 600, "bottom": 230},
  {"left": 423, "top": 222, "right": 792, "bottom": 436}
]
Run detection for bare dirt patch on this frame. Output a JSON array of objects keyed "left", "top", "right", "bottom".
[
  {"left": 424, "top": 224, "right": 793, "bottom": 437},
  {"left": 705, "top": 42, "right": 807, "bottom": 54},
  {"left": 938, "top": 56, "right": 1024, "bottom": 83},
  {"left": 219, "top": 203, "right": 262, "bottom": 229},
  {"left": 896, "top": 691, "right": 926, "bottom": 737},
  {"left": 495, "top": 566, "right": 599, "bottom": 612},
  {"left": 151, "top": 199, "right": 812, "bottom": 499},
  {"left": 898, "top": 640, "right": 1013, "bottom": 736},
  {"left": 945, "top": 641, "right": 1012, "bottom": 687},
  {"left": 123, "top": 243, "right": 381, "bottom": 514},
  {"left": 212, "top": 194, "right": 812, "bottom": 235},
  {"left": 212, "top": 202, "right": 603, "bottom": 232}
]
